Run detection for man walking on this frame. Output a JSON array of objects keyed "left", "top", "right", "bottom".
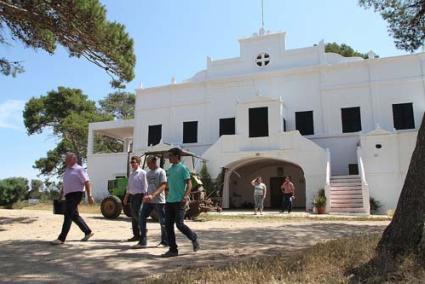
[
  {"left": 162, "top": 147, "right": 200, "bottom": 257},
  {"left": 123, "top": 156, "right": 147, "bottom": 241},
  {"left": 51, "top": 152, "right": 94, "bottom": 245},
  {"left": 133, "top": 156, "right": 168, "bottom": 248}
]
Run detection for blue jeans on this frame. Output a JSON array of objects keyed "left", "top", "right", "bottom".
[
  {"left": 58, "top": 192, "right": 91, "bottom": 242},
  {"left": 130, "top": 193, "right": 143, "bottom": 238},
  {"left": 138, "top": 203, "right": 167, "bottom": 245},
  {"left": 282, "top": 193, "right": 293, "bottom": 213},
  {"left": 165, "top": 202, "right": 197, "bottom": 253}
]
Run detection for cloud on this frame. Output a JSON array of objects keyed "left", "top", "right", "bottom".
[{"left": 0, "top": 100, "right": 25, "bottom": 129}]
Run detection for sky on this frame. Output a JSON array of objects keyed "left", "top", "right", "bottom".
[{"left": 0, "top": 0, "right": 410, "bottom": 182}]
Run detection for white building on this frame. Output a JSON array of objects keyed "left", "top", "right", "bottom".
[{"left": 87, "top": 29, "right": 424, "bottom": 214}]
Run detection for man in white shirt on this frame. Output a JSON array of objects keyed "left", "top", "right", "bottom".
[
  {"left": 123, "top": 156, "right": 147, "bottom": 241},
  {"left": 133, "top": 155, "right": 168, "bottom": 248}
]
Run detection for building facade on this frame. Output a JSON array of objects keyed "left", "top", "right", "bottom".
[{"left": 87, "top": 30, "right": 424, "bottom": 214}]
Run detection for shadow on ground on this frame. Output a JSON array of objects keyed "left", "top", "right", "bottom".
[
  {"left": 0, "top": 222, "right": 387, "bottom": 283},
  {"left": 0, "top": 216, "right": 38, "bottom": 232}
]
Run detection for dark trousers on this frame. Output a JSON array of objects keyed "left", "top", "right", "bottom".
[
  {"left": 58, "top": 192, "right": 91, "bottom": 242},
  {"left": 282, "top": 193, "right": 294, "bottom": 213},
  {"left": 165, "top": 202, "right": 197, "bottom": 252},
  {"left": 139, "top": 203, "right": 167, "bottom": 245},
  {"left": 130, "top": 193, "right": 144, "bottom": 238}
]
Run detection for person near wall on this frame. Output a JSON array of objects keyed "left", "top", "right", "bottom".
[
  {"left": 133, "top": 155, "right": 168, "bottom": 249},
  {"left": 251, "top": 176, "right": 267, "bottom": 215},
  {"left": 123, "top": 156, "right": 148, "bottom": 242},
  {"left": 162, "top": 147, "right": 200, "bottom": 257},
  {"left": 51, "top": 152, "right": 94, "bottom": 245},
  {"left": 281, "top": 176, "right": 295, "bottom": 213}
]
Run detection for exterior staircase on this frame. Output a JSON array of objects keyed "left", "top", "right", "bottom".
[{"left": 329, "top": 175, "right": 369, "bottom": 215}]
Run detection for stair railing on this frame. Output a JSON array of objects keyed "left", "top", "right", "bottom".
[
  {"left": 357, "top": 146, "right": 371, "bottom": 214},
  {"left": 325, "top": 148, "right": 331, "bottom": 213}
]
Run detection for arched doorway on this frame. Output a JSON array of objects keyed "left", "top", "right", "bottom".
[{"left": 224, "top": 158, "right": 305, "bottom": 209}]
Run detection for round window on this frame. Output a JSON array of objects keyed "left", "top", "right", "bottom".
[{"left": 255, "top": 52, "right": 270, "bottom": 67}]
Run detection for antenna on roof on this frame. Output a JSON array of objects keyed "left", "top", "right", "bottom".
[{"left": 259, "top": 0, "right": 265, "bottom": 35}]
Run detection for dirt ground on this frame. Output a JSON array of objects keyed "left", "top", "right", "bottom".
[{"left": 0, "top": 209, "right": 389, "bottom": 283}]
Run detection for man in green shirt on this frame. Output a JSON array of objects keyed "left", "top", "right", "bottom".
[{"left": 162, "top": 147, "right": 200, "bottom": 257}]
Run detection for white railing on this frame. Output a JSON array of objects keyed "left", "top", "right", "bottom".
[
  {"left": 325, "top": 148, "right": 331, "bottom": 213},
  {"left": 357, "top": 146, "right": 371, "bottom": 214}
]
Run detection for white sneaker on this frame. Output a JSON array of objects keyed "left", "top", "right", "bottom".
[
  {"left": 50, "top": 239, "right": 64, "bottom": 245},
  {"left": 131, "top": 243, "right": 147, "bottom": 249},
  {"left": 81, "top": 232, "right": 94, "bottom": 242}
]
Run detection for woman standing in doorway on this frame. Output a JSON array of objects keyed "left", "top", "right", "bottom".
[{"left": 251, "top": 177, "right": 267, "bottom": 215}]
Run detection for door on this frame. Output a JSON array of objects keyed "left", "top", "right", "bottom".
[{"left": 269, "top": 177, "right": 284, "bottom": 209}]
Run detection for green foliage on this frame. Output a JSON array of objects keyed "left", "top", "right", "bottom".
[
  {"left": 199, "top": 163, "right": 215, "bottom": 196},
  {"left": 28, "top": 179, "right": 44, "bottom": 199},
  {"left": 370, "top": 197, "right": 382, "bottom": 213},
  {"left": 313, "top": 188, "right": 327, "bottom": 208},
  {"left": 359, "top": 0, "right": 425, "bottom": 52},
  {"left": 0, "top": 177, "right": 29, "bottom": 206},
  {"left": 23, "top": 87, "right": 112, "bottom": 176},
  {"left": 93, "top": 134, "right": 124, "bottom": 154},
  {"left": 325, "top": 42, "right": 369, "bottom": 59},
  {"left": 99, "top": 91, "right": 135, "bottom": 119},
  {"left": 0, "top": 0, "right": 135, "bottom": 86}
]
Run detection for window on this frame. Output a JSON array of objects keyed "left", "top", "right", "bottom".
[
  {"left": 255, "top": 52, "right": 270, "bottom": 67},
  {"left": 295, "top": 111, "right": 314, "bottom": 135},
  {"left": 349, "top": 164, "right": 359, "bottom": 175},
  {"left": 249, "top": 107, "right": 269, "bottom": 137},
  {"left": 341, "top": 107, "right": 362, "bottom": 133},
  {"left": 282, "top": 118, "right": 287, "bottom": 132},
  {"left": 392, "top": 103, "right": 415, "bottom": 130},
  {"left": 147, "top": 125, "right": 162, "bottom": 146},
  {"left": 219, "top": 118, "right": 235, "bottom": 136},
  {"left": 183, "top": 121, "right": 198, "bottom": 143}
]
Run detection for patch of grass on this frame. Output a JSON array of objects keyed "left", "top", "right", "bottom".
[
  {"left": 24, "top": 201, "right": 101, "bottom": 214},
  {"left": 199, "top": 213, "right": 391, "bottom": 222},
  {"left": 146, "top": 234, "right": 425, "bottom": 283}
]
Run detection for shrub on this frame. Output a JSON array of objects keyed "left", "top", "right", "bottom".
[
  {"left": 199, "top": 162, "right": 215, "bottom": 196},
  {"left": 313, "top": 188, "right": 327, "bottom": 208},
  {"left": 370, "top": 197, "right": 382, "bottom": 214},
  {"left": 0, "top": 177, "right": 29, "bottom": 206}
]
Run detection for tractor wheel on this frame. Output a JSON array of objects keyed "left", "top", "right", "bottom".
[
  {"left": 101, "top": 196, "right": 123, "bottom": 219},
  {"left": 123, "top": 203, "right": 132, "bottom": 217}
]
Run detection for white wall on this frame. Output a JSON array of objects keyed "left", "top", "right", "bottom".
[
  {"left": 89, "top": 31, "right": 425, "bottom": 212},
  {"left": 360, "top": 130, "right": 417, "bottom": 213},
  {"left": 87, "top": 153, "right": 129, "bottom": 200}
]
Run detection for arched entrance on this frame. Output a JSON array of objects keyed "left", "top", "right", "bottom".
[{"left": 224, "top": 158, "right": 305, "bottom": 209}]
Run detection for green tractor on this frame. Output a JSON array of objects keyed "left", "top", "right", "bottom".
[
  {"left": 99, "top": 145, "right": 209, "bottom": 220},
  {"left": 100, "top": 177, "right": 132, "bottom": 219}
]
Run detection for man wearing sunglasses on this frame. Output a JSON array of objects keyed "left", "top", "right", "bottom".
[{"left": 123, "top": 156, "right": 147, "bottom": 241}]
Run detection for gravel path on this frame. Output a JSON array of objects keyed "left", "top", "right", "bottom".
[{"left": 0, "top": 209, "right": 389, "bottom": 283}]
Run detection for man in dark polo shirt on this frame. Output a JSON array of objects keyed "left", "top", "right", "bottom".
[{"left": 162, "top": 147, "right": 200, "bottom": 257}]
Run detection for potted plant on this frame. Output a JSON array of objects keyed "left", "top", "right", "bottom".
[
  {"left": 370, "top": 197, "right": 382, "bottom": 214},
  {"left": 313, "top": 189, "right": 327, "bottom": 214}
]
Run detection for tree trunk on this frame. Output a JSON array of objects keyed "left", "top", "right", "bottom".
[{"left": 377, "top": 114, "right": 425, "bottom": 261}]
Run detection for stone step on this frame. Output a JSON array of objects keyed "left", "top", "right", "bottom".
[
  {"left": 331, "top": 202, "right": 363, "bottom": 206},
  {"left": 331, "top": 197, "right": 363, "bottom": 202},
  {"left": 330, "top": 178, "right": 362, "bottom": 182},
  {"left": 331, "top": 175, "right": 360, "bottom": 179},
  {"left": 330, "top": 186, "right": 362, "bottom": 191},
  {"left": 331, "top": 196, "right": 362, "bottom": 200},
  {"left": 330, "top": 207, "right": 368, "bottom": 214},
  {"left": 330, "top": 181, "right": 362, "bottom": 186}
]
